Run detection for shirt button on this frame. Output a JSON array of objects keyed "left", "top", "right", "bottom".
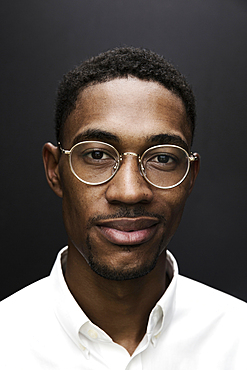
[
  {"left": 79, "top": 343, "right": 86, "bottom": 351},
  {"left": 88, "top": 329, "right": 98, "bottom": 339}
]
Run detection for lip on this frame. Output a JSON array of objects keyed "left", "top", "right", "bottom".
[{"left": 96, "top": 217, "right": 159, "bottom": 246}]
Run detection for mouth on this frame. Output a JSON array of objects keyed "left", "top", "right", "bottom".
[{"left": 96, "top": 217, "right": 159, "bottom": 246}]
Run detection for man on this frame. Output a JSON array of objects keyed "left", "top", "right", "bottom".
[{"left": 0, "top": 47, "right": 246, "bottom": 369}]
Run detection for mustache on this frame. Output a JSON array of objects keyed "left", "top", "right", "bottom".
[{"left": 86, "top": 206, "right": 166, "bottom": 229}]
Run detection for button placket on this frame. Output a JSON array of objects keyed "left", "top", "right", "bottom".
[{"left": 78, "top": 342, "right": 90, "bottom": 360}]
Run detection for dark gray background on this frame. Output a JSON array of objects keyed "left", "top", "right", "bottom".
[{"left": 1, "top": 0, "right": 247, "bottom": 301}]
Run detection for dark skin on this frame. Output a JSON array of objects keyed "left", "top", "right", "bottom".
[
  {"left": 65, "top": 245, "right": 168, "bottom": 354},
  {"left": 43, "top": 78, "right": 200, "bottom": 355}
]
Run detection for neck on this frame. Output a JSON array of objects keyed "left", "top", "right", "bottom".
[{"left": 65, "top": 245, "right": 168, "bottom": 355}]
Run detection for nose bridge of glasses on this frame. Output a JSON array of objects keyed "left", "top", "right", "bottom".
[
  {"left": 118, "top": 151, "right": 142, "bottom": 174},
  {"left": 120, "top": 151, "right": 141, "bottom": 165},
  {"left": 122, "top": 151, "right": 139, "bottom": 157}
]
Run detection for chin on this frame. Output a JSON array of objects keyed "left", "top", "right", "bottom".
[
  {"left": 88, "top": 256, "right": 159, "bottom": 281},
  {"left": 85, "top": 232, "right": 164, "bottom": 281}
]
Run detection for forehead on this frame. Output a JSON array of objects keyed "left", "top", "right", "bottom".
[{"left": 63, "top": 77, "right": 192, "bottom": 150}]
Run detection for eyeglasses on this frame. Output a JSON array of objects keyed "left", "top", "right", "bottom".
[{"left": 58, "top": 141, "right": 197, "bottom": 189}]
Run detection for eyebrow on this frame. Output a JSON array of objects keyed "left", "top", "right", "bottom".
[
  {"left": 72, "top": 129, "right": 120, "bottom": 147},
  {"left": 149, "top": 134, "right": 189, "bottom": 152},
  {"left": 71, "top": 129, "right": 189, "bottom": 152}
]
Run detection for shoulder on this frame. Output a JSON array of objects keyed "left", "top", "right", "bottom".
[
  {"left": 0, "top": 277, "right": 58, "bottom": 363},
  {"left": 175, "top": 275, "right": 247, "bottom": 337},
  {"left": 0, "top": 276, "right": 50, "bottom": 303},
  {"left": 0, "top": 277, "right": 52, "bottom": 326},
  {"left": 0, "top": 274, "right": 76, "bottom": 369},
  {"left": 0, "top": 248, "right": 66, "bottom": 316},
  {"left": 177, "top": 275, "right": 247, "bottom": 311}
]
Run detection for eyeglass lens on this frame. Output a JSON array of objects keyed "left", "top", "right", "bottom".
[
  {"left": 70, "top": 142, "right": 189, "bottom": 188},
  {"left": 142, "top": 146, "right": 189, "bottom": 188},
  {"left": 71, "top": 142, "right": 119, "bottom": 184}
]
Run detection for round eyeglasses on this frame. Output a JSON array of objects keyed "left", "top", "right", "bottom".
[{"left": 58, "top": 141, "right": 197, "bottom": 189}]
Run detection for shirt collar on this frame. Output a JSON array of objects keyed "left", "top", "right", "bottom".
[
  {"left": 50, "top": 247, "right": 178, "bottom": 350},
  {"left": 51, "top": 247, "right": 91, "bottom": 350},
  {"left": 146, "top": 251, "right": 178, "bottom": 347}
]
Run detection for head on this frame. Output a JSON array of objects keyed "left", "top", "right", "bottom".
[
  {"left": 55, "top": 46, "right": 196, "bottom": 146},
  {"left": 43, "top": 47, "right": 200, "bottom": 282}
]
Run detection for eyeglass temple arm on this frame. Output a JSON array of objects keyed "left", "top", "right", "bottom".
[
  {"left": 189, "top": 153, "right": 198, "bottom": 162},
  {"left": 57, "top": 142, "right": 70, "bottom": 155}
]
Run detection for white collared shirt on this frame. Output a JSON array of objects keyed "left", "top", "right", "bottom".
[{"left": 0, "top": 247, "right": 246, "bottom": 369}]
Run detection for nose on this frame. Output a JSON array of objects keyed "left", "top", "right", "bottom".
[{"left": 105, "top": 154, "right": 154, "bottom": 204}]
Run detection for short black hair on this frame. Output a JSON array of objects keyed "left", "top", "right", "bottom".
[{"left": 55, "top": 46, "right": 196, "bottom": 143}]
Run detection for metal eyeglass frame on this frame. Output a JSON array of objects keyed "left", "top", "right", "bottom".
[{"left": 58, "top": 140, "right": 198, "bottom": 189}]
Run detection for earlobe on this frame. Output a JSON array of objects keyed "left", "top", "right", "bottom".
[{"left": 42, "top": 143, "right": 63, "bottom": 198}]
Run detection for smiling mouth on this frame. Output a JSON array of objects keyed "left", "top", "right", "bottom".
[{"left": 96, "top": 217, "right": 159, "bottom": 246}]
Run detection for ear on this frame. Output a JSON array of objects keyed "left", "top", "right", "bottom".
[
  {"left": 188, "top": 152, "right": 200, "bottom": 195},
  {"left": 42, "top": 143, "right": 63, "bottom": 198}
]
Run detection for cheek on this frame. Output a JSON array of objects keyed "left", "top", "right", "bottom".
[
  {"left": 159, "top": 185, "right": 190, "bottom": 226},
  {"left": 61, "top": 177, "right": 106, "bottom": 241},
  {"left": 60, "top": 163, "right": 91, "bottom": 220},
  {"left": 155, "top": 186, "right": 190, "bottom": 255}
]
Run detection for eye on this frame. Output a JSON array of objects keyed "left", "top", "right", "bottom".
[
  {"left": 144, "top": 151, "right": 179, "bottom": 172},
  {"left": 80, "top": 148, "right": 113, "bottom": 161},
  {"left": 89, "top": 150, "right": 110, "bottom": 160},
  {"left": 151, "top": 154, "right": 176, "bottom": 164},
  {"left": 155, "top": 154, "right": 174, "bottom": 163},
  {"left": 80, "top": 148, "right": 115, "bottom": 166}
]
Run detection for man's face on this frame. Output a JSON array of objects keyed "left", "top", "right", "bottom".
[{"left": 57, "top": 77, "right": 198, "bottom": 280}]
